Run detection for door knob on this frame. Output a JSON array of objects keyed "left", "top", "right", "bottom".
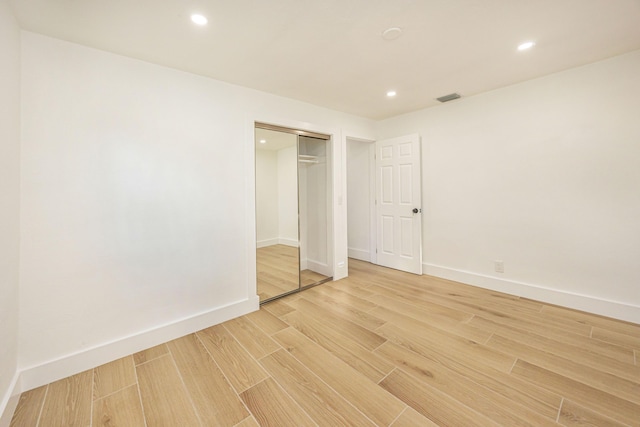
[{"left": 412, "top": 208, "right": 421, "bottom": 214}]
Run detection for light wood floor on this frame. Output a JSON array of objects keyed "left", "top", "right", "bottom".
[
  {"left": 257, "top": 244, "right": 328, "bottom": 301},
  {"left": 11, "top": 259, "right": 640, "bottom": 426}
]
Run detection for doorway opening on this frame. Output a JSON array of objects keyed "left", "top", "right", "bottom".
[
  {"left": 346, "top": 134, "right": 423, "bottom": 275},
  {"left": 346, "top": 138, "right": 376, "bottom": 264}
]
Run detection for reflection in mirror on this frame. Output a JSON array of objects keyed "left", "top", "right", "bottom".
[{"left": 255, "top": 129, "right": 299, "bottom": 302}]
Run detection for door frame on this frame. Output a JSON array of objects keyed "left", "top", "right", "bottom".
[
  {"left": 345, "top": 134, "right": 423, "bottom": 275},
  {"left": 368, "top": 142, "right": 378, "bottom": 265},
  {"left": 247, "top": 115, "right": 363, "bottom": 300}
]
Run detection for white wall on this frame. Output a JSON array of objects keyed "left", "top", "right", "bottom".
[
  {"left": 0, "top": 0, "right": 21, "bottom": 421},
  {"left": 277, "top": 145, "right": 298, "bottom": 246},
  {"left": 346, "top": 140, "right": 372, "bottom": 261},
  {"left": 377, "top": 50, "right": 640, "bottom": 322},
  {"left": 19, "top": 31, "right": 374, "bottom": 389},
  {"left": 256, "top": 144, "right": 299, "bottom": 248},
  {"left": 255, "top": 149, "right": 279, "bottom": 246}
]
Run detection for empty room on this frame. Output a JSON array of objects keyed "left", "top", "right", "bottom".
[{"left": 1, "top": 0, "right": 639, "bottom": 426}]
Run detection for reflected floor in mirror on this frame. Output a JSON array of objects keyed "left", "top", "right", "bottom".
[
  {"left": 257, "top": 245, "right": 299, "bottom": 301},
  {"left": 257, "top": 244, "right": 329, "bottom": 301},
  {"left": 301, "top": 269, "right": 329, "bottom": 287}
]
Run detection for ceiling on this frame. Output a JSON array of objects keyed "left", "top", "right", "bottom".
[
  {"left": 10, "top": 0, "right": 640, "bottom": 120},
  {"left": 255, "top": 128, "right": 296, "bottom": 152}
]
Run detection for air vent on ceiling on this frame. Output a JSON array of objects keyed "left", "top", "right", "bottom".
[{"left": 436, "top": 93, "right": 461, "bottom": 103}]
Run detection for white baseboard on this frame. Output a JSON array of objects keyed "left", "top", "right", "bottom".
[
  {"left": 348, "top": 247, "right": 370, "bottom": 262},
  {"left": 278, "top": 238, "right": 299, "bottom": 248},
  {"left": 257, "top": 238, "right": 299, "bottom": 248},
  {"left": 257, "top": 238, "right": 278, "bottom": 248},
  {"left": 305, "top": 259, "right": 333, "bottom": 277},
  {"left": 0, "top": 373, "right": 20, "bottom": 427},
  {"left": 423, "top": 263, "right": 640, "bottom": 324},
  {"left": 17, "top": 296, "right": 259, "bottom": 394}
]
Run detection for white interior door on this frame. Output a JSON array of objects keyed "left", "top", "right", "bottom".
[{"left": 375, "top": 134, "right": 423, "bottom": 274}]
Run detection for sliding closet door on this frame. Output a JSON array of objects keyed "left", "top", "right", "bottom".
[
  {"left": 255, "top": 128, "right": 300, "bottom": 302},
  {"left": 298, "top": 135, "right": 333, "bottom": 287},
  {"left": 255, "top": 122, "right": 333, "bottom": 303}
]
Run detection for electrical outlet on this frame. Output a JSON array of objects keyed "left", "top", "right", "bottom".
[{"left": 494, "top": 260, "right": 504, "bottom": 273}]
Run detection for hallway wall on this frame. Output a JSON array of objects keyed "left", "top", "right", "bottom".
[{"left": 346, "top": 139, "right": 372, "bottom": 261}]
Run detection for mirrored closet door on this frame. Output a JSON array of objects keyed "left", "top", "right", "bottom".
[{"left": 255, "top": 123, "right": 333, "bottom": 303}]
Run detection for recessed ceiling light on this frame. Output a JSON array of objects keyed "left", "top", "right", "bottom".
[
  {"left": 259, "top": 139, "right": 267, "bottom": 144},
  {"left": 191, "top": 14, "right": 208, "bottom": 26},
  {"left": 382, "top": 27, "right": 403, "bottom": 41},
  {"left": 517, "top": 41, "right": 535, "bottom": 51},
  {"left": 386, "top": 90, "right": 397, "bottom": 97}
]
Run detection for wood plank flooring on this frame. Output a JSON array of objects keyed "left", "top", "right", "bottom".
[{"left": 11, "top": 259, "right": 640, "bottom": 426}]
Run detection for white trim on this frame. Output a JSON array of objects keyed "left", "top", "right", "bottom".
[
  {"left": 245, "top": 119, "right": 258, "bottom": 300},
  {"left": 423, "top": 263, "right": 640, "bottom": 324},
  {"left": 368, "top": 143, "right": 377, "bottom": 264},
  {"left": 0, "top": 373, "right": 20, "bottom": 427},
  {"left": 278, "top": 238, "right": 299, "bottom": 247},
  {"left": 256, "top": 238, "right": 299, "bottom": 248},
  {"left": 333, "top": 129, "right": 347, "bottom": 280},
  {"left": 256, "top": 238, "right": 278, "bottom": 248},
  {"left": 306, "top": 259, "right": 333, "bottom": 277},
  {"left": 17, "top": 296, "right": 258, "bottom": 393},
  {"left": 348, "top": 247, "right": 370, "bottom": 262}
]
